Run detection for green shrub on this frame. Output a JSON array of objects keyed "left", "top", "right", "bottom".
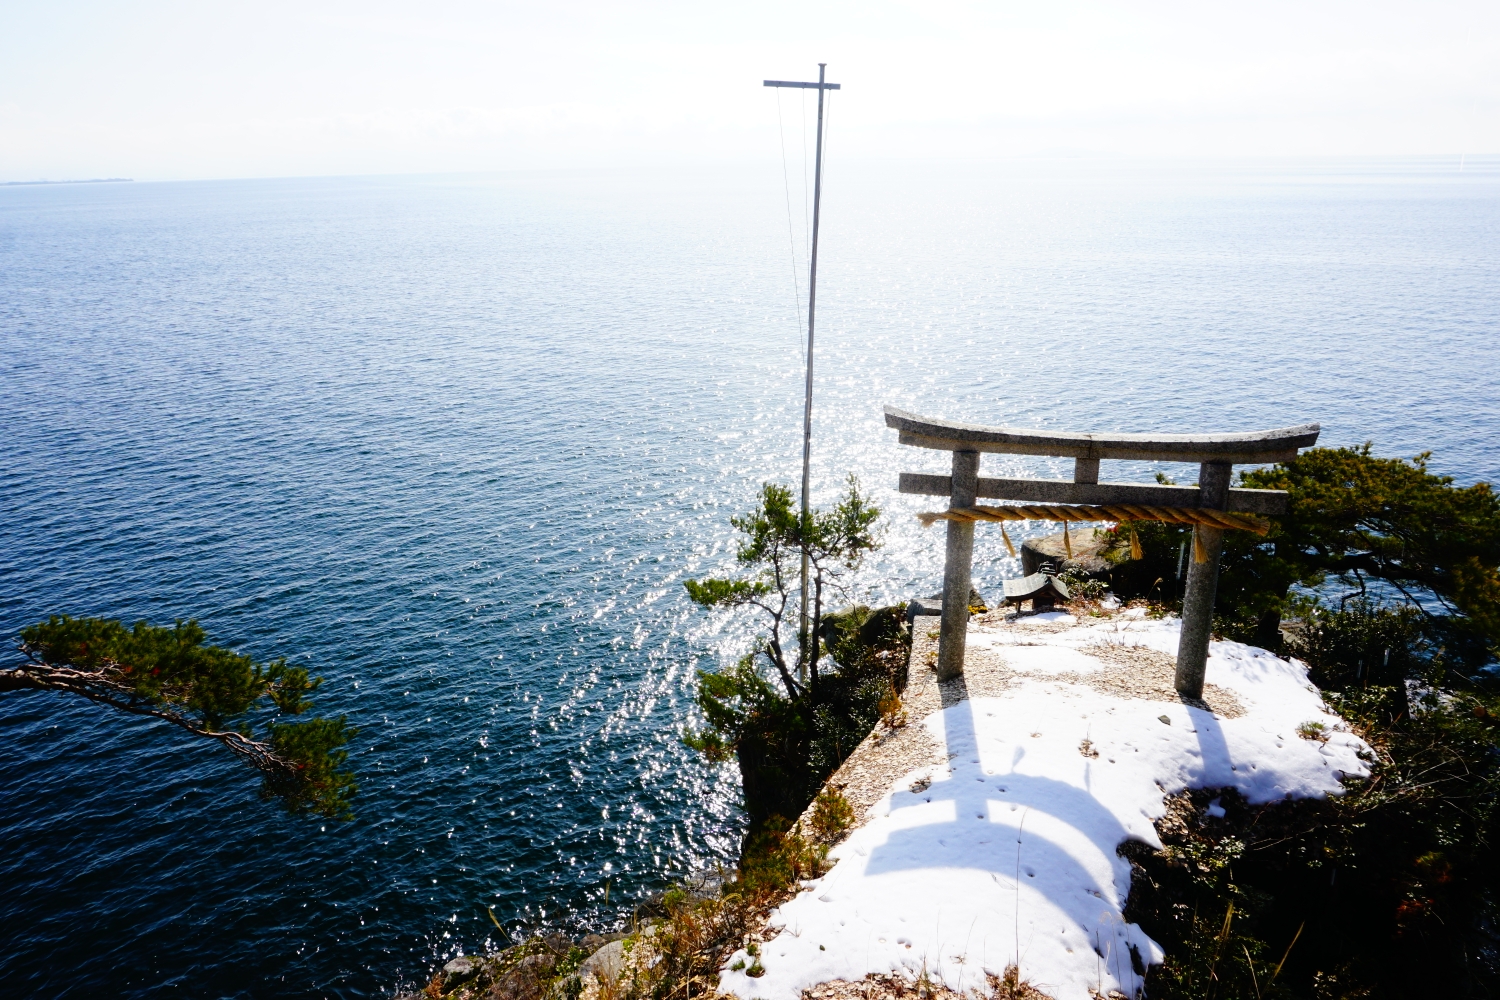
[
  {"left": 683, "top": 481, "right": 909, "bottom": 829},
  {"left": 1111, "top": 447, "right": 1500, "bottom": 997},
  {"left": 1056, "top": 565, "right": 1109, "bottom": 602},
  {"left": 808, "top": 787, "right": 855, "bottom": 843},
  {"left": 1127, "top": 601, "right": 1500, "bottom": 999},
  {"left": 682, "top": 610, "right": 908, "bottom": 827},
  {"left": 1099, "top": 447, "right": 1500, "bottom": 662}
]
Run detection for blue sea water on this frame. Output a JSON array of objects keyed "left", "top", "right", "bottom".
[{"left": 1, "top": 157, "right": 1497, "bottom": 998}]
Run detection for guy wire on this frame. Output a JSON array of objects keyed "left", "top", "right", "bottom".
[
  {"left": 821, "top": 92, "right": 833, "bottom": 222},
  {"left": 801, "top": 89, "right": 811, "bottom": 263},
  {"left": 775, "top": 90, "right": 805, "bottom": 344}
]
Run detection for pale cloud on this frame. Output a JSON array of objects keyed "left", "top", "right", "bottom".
[{"left": 1, "top": 0, "right": 1495, "bottom": 181}]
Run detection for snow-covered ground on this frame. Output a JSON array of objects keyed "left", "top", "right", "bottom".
[{"left": 719, "top": 611, "right": 1371, "bottom": 1000}]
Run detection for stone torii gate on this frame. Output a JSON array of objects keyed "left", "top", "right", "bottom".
[{"left": 885, "top": 407, "right": 1320, "bottom": 698}]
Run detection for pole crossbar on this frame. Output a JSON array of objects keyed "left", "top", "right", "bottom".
[
  {"left": 764, "top": 80, "right": 842, "bottom": 90},
  {"left": 915, "top": 503, "right": 1272, "bottom": 535}
]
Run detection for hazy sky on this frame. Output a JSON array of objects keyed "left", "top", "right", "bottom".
[{"left": 2, "top": 0, "right": 1496, "bottom": 182}]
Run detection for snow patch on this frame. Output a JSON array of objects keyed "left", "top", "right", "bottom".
[{"left": 719, "top": 618, "right": 1369, "bottom": 1000}]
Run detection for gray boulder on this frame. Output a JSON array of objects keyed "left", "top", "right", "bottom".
[
  {"left": 1021, "top": 529, "right": 1113, "bottom": 577},
  {"left": 579, "top": 939, "right": 628, "bottom": 983},
  {"left": 441, "top": 955, "right": 480, "bottom": 988},
  {"left": 906, "top": 586, "right": 987, "bottom": 622}
]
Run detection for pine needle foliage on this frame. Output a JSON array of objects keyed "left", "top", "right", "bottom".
[
  {"left": 808, "top": 786, "right": 855, "bottom": 842},
  {"left": 683, "top": 478, "right": 903, "bottom": 827},
  {"left": 684, "top": 477, "right": 880, "bottom": 701},
  {"left": 1124, "top": 604, "right": 1500, "bottom": 999},
  {"left": 1102, "top": 447, "right": 1500, "bottom": 997},
  {"left": 4, "top": 615, "right": 356, "bottom": 818},
  {"left": 1099, "top": 445, "right": 1500, "bottom": 663},
  {"left": 1226, "top": 444, "right": 1500, "bottom": 657}
]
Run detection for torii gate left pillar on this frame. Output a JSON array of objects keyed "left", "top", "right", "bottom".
[{"left": 937, "top": 449, "right": 979, "bottom": 680}]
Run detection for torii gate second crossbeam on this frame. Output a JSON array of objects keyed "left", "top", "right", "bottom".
[{"left": 885, "top": 406, "right": 1320, "bottom": 698}]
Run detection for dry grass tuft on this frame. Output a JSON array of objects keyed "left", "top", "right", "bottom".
[
  {"left": 796, "top": 966, "right": 1052, "bottom": 1000},
  {"left": 809, "top": 787, "right": 856, "bottom": 844},
  {"left": 878, "top": 687, "right": 909, "bottom": 730}
]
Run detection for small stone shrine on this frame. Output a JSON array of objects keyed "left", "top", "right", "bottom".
[{"left": 1001, "top": 571, "right": 1070, "bottom": 611}]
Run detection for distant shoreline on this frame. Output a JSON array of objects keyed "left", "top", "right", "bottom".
[{"left": 2, "top": 178, "right": 133, "bottom": 186}]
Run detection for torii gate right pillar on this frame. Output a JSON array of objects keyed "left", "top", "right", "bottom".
[{"left": 1174, "top": 461, "right": 1231, "bottom": 696}]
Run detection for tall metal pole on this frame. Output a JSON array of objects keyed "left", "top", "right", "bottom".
[
  {"left": 797, "top": 63, "right": 829, "bottom": 676},
  {"left": 763, "top": 65, "right": 840, "bottom": 683}
]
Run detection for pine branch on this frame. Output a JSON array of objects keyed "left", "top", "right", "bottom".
[
  {"left": 8, "top": 616, "right": 356, "bottom": 818},
  {"left": 2, "top": 660, "right": 301, "bottom": 777}
]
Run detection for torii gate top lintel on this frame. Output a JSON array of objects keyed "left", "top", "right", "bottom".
[{"left": 884, "top": 406, "right": 1320, "bottom": 465}]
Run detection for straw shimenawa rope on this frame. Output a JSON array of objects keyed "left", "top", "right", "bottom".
[{"left": 916, "top": 503, "right": 1271, "bottom": 536}]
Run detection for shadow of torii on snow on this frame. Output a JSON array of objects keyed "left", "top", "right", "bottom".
[
  {"left": 767, "top": 632, "right": 1334, "bottom": 1000},
  {"left": 855, "top": 673, "right": 1209, "bottom": 990}
]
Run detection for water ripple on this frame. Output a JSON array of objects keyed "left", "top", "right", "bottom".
[{"left": 1, "top": 159, "right": 1496, "bottom": 997}]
